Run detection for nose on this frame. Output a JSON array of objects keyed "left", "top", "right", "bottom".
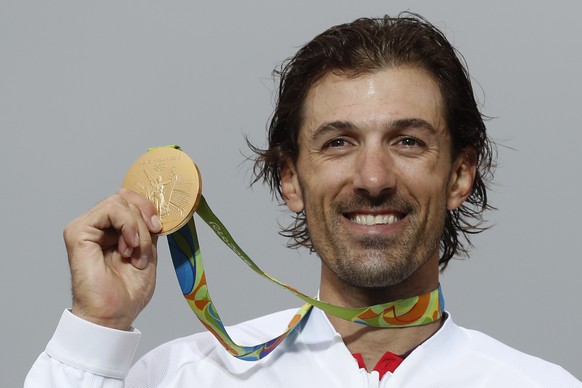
[{"left": 352, "top": 147, "right": 396, "bottom": 198}]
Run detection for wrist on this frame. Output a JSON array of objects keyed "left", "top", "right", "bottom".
[{"left": 71, "top": 306, "right": 134, "bottom": 331}]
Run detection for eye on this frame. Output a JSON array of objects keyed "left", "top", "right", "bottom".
[
  {"left": 397, "top": 137, "right": 424, "bottom": 148},
  {"left": 324, "top": 137, "right": 350, "bottom": 149}
]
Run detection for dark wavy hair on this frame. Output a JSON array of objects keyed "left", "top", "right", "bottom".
[{"left": 251, "top": 13, "right": 495, "bottom": 269}]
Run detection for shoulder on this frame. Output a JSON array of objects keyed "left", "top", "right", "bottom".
[
  {"left": 126, "top": 308, "right": 302, "bottom": 384},
  {"left": 145, "top": 307, "right": 299, "bottom": 359},
  {"left": 436, "top": 317, "right": 581, "bottom": 386}
]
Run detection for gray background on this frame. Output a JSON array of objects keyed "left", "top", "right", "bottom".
[{"left": 2, "top": 1, "right": 581, "bottom": 385}]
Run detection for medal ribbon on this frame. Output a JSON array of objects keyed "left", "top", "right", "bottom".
[{"left": 167, "top": 195, "right": 445, "bottom": 361}]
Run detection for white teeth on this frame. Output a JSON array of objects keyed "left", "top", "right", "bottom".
[{"left": 351, "top": 214, "right": 399, "bottom": 225}]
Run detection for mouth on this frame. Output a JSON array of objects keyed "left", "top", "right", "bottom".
[{"left": 346, "top": 212, "right": 404, "bottom": 226}]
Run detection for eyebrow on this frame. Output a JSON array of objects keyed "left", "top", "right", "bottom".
[
  {"left": 310, "top": 121, "right": 357, "bottom": 142},
  {"left": 310, "top": 117, "right": 438, "bottom": 142},
  {"left": 388, "top": 118, "right": 439, "bottom": 134}
]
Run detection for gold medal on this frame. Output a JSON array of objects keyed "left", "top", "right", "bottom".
[{"left": 122, "top": 147, "right": 202, "bottom": 235}]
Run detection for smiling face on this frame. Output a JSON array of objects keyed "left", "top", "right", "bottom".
[{"left": 281, "top": 67, "right": 475, "bottom": 292}]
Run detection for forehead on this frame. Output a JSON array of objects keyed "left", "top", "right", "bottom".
[{"left": 300, "top": 67, "right": 446, "bottom": 138}]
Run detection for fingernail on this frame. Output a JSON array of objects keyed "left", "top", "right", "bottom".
[
  {"left": 151, "top": 215, "right": 162, "bottom": 232},
  {"left": 124, "top": 247, "right": 133, "bottom": 257},
  {"left": 134, "top": 233, "right": 140, "bottom": 247}
]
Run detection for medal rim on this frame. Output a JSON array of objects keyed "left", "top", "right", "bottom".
[{"left": 122, "top": 147, "right": 202, "bottom": 235}]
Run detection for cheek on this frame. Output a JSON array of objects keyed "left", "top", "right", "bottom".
[
  {"left": 300, "top": 159, "right": 348, "bottom": 197},
  {"left": 395, "top": 160, "right": 450, "bottom": 203}
]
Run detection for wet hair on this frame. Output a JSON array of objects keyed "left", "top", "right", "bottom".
[{"left": 251, "top": 12, "right": 495, "bottom": 269}]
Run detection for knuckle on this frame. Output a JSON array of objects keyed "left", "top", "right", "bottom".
[
  {"left": 63, "top": 216, "right": 83, "bottom": 242},
  {"left": 105, "top": 194, "right": 125, "bottom": 210},
  {"left": 128, "top": 202, "right": 140, "bottom": 212},
  {"left": 63, "top": 223, "right": 75, "bottom": 243}
]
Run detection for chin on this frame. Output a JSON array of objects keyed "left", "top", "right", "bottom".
[{"left": 335, "top": 254, "right": 420, "bottom": 289}]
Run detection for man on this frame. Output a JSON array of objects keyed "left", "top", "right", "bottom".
[{"left": 26, "top": 13, "right": 580, "bottom": 387}]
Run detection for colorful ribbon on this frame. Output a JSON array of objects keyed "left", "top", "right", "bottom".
[{"left": 167, "top": 195, "right": 445, "bottom": 361}]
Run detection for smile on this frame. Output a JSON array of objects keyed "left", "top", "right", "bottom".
[{"left": 349, "top": 213, "right": 401, "bottom": 226}]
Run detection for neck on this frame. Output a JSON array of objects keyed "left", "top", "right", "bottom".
[
  {"left": 319, "top": 254, "right": 442, "bottom": 371},
  {"left": 331, "top": 314, "right": 443, "bottom": 372}
]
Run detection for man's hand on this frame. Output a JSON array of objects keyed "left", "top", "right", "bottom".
[{"left": 64, "top": 188, "right": 162, "bottom": 330}]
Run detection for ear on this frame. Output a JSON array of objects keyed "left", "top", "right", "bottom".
[
  {"left": 280, "top": 158, "right": 304, "bottom": 213},
  {"left": 447, "top": 147, "right": 477, "bottom": 210}
]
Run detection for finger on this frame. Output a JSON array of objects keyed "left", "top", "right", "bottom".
[
  {"left": 107, "top": 201, "right": 140, "bottom": 259},
  {"left": 65, "top": 197, "right": 128, "bottom": 243},
  {"left": 117, "top": 231, "right": 135, "bottom": 258},
  {"left": 118, "top": 188, "right": 162, "bottom": 234},
  {"left": 127, "top": 202, "right": 158, "bottom": 270},
  {"left": 77, "top": 195, "right": 141, "bottom": 257}
]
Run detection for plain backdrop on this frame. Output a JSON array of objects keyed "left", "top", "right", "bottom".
[{"left": 2, "top": 1, "right": 581, "bottom": 385}]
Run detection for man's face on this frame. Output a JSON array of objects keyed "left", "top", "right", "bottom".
[{"left": 281, "top": 67, "right": 474, "bottom": 289}]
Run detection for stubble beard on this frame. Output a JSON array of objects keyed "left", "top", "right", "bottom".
[
  {"left": 308, "top": 195, "right": 444, "bottom": 289},
  {"left": 321, "top": 224, "right": 428, "bottom": 289}
]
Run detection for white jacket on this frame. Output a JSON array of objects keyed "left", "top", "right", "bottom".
[{"left": 26, "top": 307, "right": 580, "bottom": 387}]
